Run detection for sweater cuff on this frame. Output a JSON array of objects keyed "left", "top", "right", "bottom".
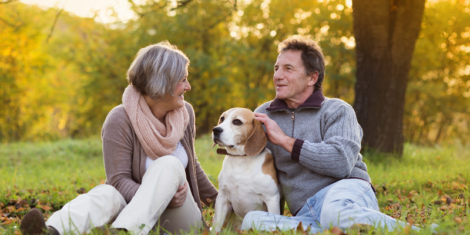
[{"left": 291, "top": 139, "right": 304, "bottom": 162}]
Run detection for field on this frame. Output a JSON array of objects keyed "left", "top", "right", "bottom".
[{"left": 1, "top": 135, "right": 469, "bottom": 234}]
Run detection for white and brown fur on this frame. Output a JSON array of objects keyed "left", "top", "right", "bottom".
[{"left": 212, "top": 108, "right": 280, "bottom": 232}]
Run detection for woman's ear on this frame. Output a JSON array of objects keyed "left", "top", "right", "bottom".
[{"left": 244, "top": 119, "right": 267, "bottom": 157}]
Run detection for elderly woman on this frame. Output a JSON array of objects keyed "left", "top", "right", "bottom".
[{"left": 20, "top": 41, "right": 218, "bottom": 235}]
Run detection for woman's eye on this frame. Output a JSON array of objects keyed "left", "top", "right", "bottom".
[{"left": 232, "top": 119, "right": 242, "bottom": 125}]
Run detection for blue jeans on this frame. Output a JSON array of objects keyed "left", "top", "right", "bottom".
[{"left": 241, "top": 179, "right": 416, "bottom": 233}]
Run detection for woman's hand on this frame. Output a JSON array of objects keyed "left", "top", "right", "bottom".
[{"left": 168, "top": 182, "right": 188, "bottom": 208}]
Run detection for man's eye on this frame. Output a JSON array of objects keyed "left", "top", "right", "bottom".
[
  {"left": 220, "top": 117, "right": 225, "bottom": 122},
  {"left": 232, "top": 119, "right": 242, "bottom": 125}
]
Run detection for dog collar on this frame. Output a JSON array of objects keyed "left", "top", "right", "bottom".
[{"left": 216, "top": 148, "right": 247, "bottom": 156}]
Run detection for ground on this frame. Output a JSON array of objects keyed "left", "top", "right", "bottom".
[{"left": 1, "top": 135, "right": 469, "bottom": 234}]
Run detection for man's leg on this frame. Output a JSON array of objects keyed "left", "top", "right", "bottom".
[
  {"left": 111, "top": 156, "right": 188, "bottom": 235},
  {"left": 241, "top": 205, "right": 322, "bottom": 233},
  {"left": 319, "top": 179, "right": 416, "bottom": 231},
  {"left": 45, "top": 184, "right": 126, "bottom": 234}
]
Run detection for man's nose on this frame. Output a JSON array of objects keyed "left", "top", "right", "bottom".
[{"left": 273, "top": 69, "right": 283, "bottom": 80}]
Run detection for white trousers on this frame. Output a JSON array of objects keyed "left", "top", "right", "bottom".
[{"left": 46, "top": 156, "right": 202, "bottom": 235}]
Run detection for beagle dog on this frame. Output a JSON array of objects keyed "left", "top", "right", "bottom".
[{"left": 211, "top": 108, "right": 280, "bottom": 232}]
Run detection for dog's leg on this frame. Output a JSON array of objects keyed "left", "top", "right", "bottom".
[
  {"left": 213, "top": 195, "right": 231, "bottom": 232},
  {"left": 264, "top": 194, "right": 281, "bottom": 215}
]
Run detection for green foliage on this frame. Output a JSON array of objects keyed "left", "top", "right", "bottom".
[
  {"left": 405, "top": 0, "right": 470, "bottom": 145},
  {"left": 0, "top": 0, "right": 469, "bottom": 145}
]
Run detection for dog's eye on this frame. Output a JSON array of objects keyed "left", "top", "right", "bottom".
[
  {"left": 232, "top": 119, "right": 242, "bottom": 125},
  {"left": 220, "top": 116, "right": 225, "bottom": 122}
]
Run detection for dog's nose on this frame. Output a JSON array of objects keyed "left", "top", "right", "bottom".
[{"left": 213, "top": 127, "right": 223, "bottom": 136}]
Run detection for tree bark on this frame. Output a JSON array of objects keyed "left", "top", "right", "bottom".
[{"left": 352, "top": 0, "right": 426, "bottom": 154}]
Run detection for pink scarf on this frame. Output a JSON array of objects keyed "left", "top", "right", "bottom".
[{"left": 122, "top": 85, "right": 189, "bottom": 160}]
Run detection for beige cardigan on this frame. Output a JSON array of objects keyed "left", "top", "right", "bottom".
[{"left": 101, "top": 102, "right": 218, "bottom": 215}]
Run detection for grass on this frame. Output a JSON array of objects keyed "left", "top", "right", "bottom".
[{"left": 1, "top": 135, "right": 469, "bottom": 234}]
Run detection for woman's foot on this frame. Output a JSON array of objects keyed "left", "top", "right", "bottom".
[{"left": 20, "top": 208, "right": 59, "bottom": 235}]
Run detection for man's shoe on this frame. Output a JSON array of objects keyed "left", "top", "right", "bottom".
[{"left": 20, "top": 208, "right": 59, "bottom": 235}]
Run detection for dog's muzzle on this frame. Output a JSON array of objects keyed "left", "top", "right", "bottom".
[{"left": 212, "top": 127, "right": 223, "bottom": 139}]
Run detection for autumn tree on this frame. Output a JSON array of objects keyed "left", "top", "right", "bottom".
[{"left": 352, "top": 0, "right": 426, "bottom": 154}]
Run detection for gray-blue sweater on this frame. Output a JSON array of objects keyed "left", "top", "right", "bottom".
[{"left": 255, "top": 90, "right": 371, "bottom": 214}]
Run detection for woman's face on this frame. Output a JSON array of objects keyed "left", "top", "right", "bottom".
[{"left": 161, "top": 70, "right": 191, "bottom": 111}]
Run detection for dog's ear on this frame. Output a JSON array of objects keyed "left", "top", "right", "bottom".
[{"left": 244, "top": 118, "right": 267, "bottom": 157}]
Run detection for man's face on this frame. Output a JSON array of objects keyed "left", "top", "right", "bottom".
[{"left": 273, "top": 50, "right": 317, "bottom": 106}]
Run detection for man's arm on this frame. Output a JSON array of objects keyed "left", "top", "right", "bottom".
[{"left": 256, "top": 104, "right": 362, "bottom": 179}]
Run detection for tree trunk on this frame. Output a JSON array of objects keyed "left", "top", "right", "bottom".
[{"left": 352, "top": 0, "right": 425, "bottom": 155}]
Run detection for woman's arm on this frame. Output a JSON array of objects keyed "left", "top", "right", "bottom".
[
  {"left": 195, "top": 158, "right": 218, "bottom": 207},
  {"left": 185, "top": 102, "right": 218, "bottom": 207},
  {"left": 102, "top": 106, "right": 140, "bottom": 203}
]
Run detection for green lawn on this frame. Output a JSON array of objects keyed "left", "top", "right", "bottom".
[{"left": 1, "top": 135, "right": 469, "bottom": 234}]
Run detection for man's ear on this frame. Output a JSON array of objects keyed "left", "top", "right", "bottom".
[
  {"left": 307, "top": 71, "right": 319, "bottom": 87},
  {"left": 244, "top": 119, "right": 267, "bottom": 157}
]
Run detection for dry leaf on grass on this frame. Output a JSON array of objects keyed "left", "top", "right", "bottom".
[
  {"left": 40, "top": 205, "right": 52, "bottom": 211},
  {"left": 330, "top": 227, "right": 346, "bottom": 235}
]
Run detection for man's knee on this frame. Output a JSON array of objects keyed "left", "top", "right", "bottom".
[
  {"left": 241, "top": 211, "right": 268, "bottom": 230},
  {"left": 320, "top": 199, "right": 351, "bottom": 228}
]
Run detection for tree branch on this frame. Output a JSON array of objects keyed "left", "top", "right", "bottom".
[
  {"left": 46, "top": 7, "right": 64, "bottom": 43},
  {"left": 170, "top": 0, "right": 193, "bottom": 11},
  {"left": 0, "top": 17, "right": 14, "bottom": 27}
]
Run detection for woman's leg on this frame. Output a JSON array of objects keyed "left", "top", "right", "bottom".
[
  {"left": 153, "top": 182, "right": 203, "bottom": 234},
  {"left": 111, "top": 156, "right": 190, "bottom": 235},
  {"left": 45, "top": 184, "right": 126, "bottom": 234}
]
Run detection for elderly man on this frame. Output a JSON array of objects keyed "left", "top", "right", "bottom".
[{"left": 240, "top": 36, "right": 415, "bottom": 233}]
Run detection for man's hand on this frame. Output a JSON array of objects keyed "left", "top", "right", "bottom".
[
  {"left": 168, "top": 182, "right": 187, "bottom": 208},
  {"left": 255, "top": 113, "right": 296, "bottom": 153}
]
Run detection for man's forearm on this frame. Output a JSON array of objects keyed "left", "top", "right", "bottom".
[{"left": 278, "top": 135, "right": 296, "bottom": 153}]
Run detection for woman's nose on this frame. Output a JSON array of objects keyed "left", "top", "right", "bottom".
[{"left": 185, "top": 81, "right": 191, "bottom": 91}]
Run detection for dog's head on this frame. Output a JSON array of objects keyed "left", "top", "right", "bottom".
[{"left": 212, "top": 108, "right": 267, "bottom": 157}]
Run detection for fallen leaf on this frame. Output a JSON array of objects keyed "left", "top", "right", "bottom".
[
  {"left": 201, "top": 227, "right": 209, "bottom": 235},
  {"left": 455, "top": 217, "right": 463, "bottom": 223},
  {"left": 6, "top": 206, "right": 16, "bottom": 213},
  {"left": 330, "top": 227, "right": 345, "bottom": 235},
  {"left": 2, "top": 219, "right": 12, "bottom": 225},
  {"left": 76, "top": 188, "right": 86, "bottom": 194},
  {"left": 439, "top": 206, "right": 449, "bottom": 211},
  {"left": 296, "top": 221, "right": 306, "bottom": 234},
  {"left": 40, "top": 205, "right": 52, "bottom": 212}
]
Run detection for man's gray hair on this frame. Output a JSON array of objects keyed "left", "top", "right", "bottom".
[{"left": 127, "top": 41, "right": 189, "bottom": 100}]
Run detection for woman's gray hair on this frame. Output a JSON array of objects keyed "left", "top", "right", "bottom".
[{"left": 127, "top": 41, "right": 189, "bottom": 100}]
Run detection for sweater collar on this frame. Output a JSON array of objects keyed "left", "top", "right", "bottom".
[{"left": 266, "top": 90, "right": 325, "bottom": 111}]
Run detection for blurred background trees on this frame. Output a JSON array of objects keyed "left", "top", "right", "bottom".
[{"left": 1, "top": 0, "right": 469, "bottom": 149}]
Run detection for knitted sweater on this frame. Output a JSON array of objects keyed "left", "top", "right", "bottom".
[
  {"left": 101, "top": 102, "right": 218, "bottom": 213},
  {"left": 255, "top": 90, "right": 370, "bottom": 214}
]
